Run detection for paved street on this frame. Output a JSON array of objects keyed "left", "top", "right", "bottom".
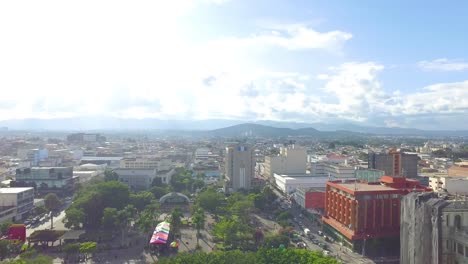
[{"left": 26, "top": 201, "right": 71, "bottom": 237}]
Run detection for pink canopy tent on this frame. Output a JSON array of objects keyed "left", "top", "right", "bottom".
[{"left": 149, "top": 221, "right": 171, "bottom": 245}]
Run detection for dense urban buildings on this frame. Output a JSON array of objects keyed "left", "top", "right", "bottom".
[
  {"left": 225, "top": 144, "right": 254, "bottom": 191},
  {"left": 401, "top": 192, "right": 468, "bottom": 264},
  {"left": 322, "top": 176, "right": 431, "bottom": 256},
  {"left": 66, "top": 133, "right": 106, "bottom": 143},
  {"left": 368, "top": 149, "right": 419, "bottom": 178}
]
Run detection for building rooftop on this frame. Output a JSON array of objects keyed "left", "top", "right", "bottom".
[
  {"left": 336, "top": 183, "right": 396, "bottom": 192},
  {"left": 297, "top": 187, "right": 326, "bottom": 192},
  {"left": 81, "top": 157, "right": 123, "bottom": 161},
  {"left": 0, "top": 187, "right": 34, "bottom": 194}
]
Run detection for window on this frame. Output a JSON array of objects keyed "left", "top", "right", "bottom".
[
  {"left": 447, "top": 214, "right": 450, "bottom": 226},
  {"left": 457, "top": 243, "right": 463, "bottom": 255},
  {"left": 455, "top": 215, "right": 462, "bottom": 230}
]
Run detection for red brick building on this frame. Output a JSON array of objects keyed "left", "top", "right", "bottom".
[{"left": 322, "top": 176, "right": 431, "bottom": 255}]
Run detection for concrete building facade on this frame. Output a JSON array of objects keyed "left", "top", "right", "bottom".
[
  {"left": 295, "top": 187, "right": 325, "bottom": 210},
  {"left": 15, "top": 167, "right": 74, "bottom": 194},
  {"left": 264, "top": 145, "right": 306, "bottom": 180},
  {"left": 368, "top": 150, "right": 418, "bottom": 178},
  {"left": 0, "top": 187, "right": 34, "bottom": 221},
  {"left": 114, "top": 168, "right": 157, "bottom": 191},
  {"left": 401, "top": 192, "right": 468, "bottom": 264},
  {"left": 429, "top": 176, "right": 468, "bottom": 195},
  {"left": 322, "top": 176, "right": 431, "bottom": 256},
  {"left": 225, "top": 144, "right": 254, "bottom": 191},
  {"left": 311, "top": 162, "right": 356, "bottom": 179},
  {"left": 274, "top": 173, "right": 328, "bottom": 194}
]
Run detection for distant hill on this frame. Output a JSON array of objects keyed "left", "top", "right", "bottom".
[
  {"left": 207, "top": 123, "right": 348, "bottom": 138},
  {"left": 0, "top": 117, "right": 467, "bottom": 137}
]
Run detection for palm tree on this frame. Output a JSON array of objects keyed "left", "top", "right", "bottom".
[
  {"left": 192, "top": 208, "right": 206, "bottom": 248},
  {"left": 44, "top": 193, "right": 61, "bottom": 229},
  {"left": 170, "top": 207, "right": 183, "bottom": 239}
]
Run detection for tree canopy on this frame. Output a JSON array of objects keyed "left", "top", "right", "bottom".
[
  {"left": 157, "top": 248, "right": 338, "bottom": 264},
  {"left": 65, "top": 181, "right": 131, "bottom": 229}
]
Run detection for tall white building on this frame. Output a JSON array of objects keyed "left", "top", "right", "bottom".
[
  {"left": 274, "top": 173, "right": 328, "bottom": 194},
  {"left": 310, "top": 162, "right": 356, "bottom": 179},
  {"left": 0, "top": 187, "right": 34, "bottom": 221},
  {"left": 225, "top": 144, "right": 254, "bottom": 191},
  {"left": 264, "top": 145, "right": 307, "bottom": 180}
]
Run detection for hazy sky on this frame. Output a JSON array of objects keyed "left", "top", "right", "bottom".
[{"left": 1, "top": 0, "right": 467, "bottom": 129}]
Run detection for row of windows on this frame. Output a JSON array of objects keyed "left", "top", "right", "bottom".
[
  {"left": 0, "top": 208, "right": 15, "bottom": 218},
  {"left": 447, "top": 240, "right": 468, "bottom": 257}
]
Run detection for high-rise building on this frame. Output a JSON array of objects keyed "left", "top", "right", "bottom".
[
  {"left": 264, "top": 145, "right": 306, "bottom": 181},
  {"left": 322, "top": 176, "right": 431, "bottom": 256},
  {"left": 368, "top": 149, "right": 418, "bottom": 178},
  {"left": 401, "top": 192, "right": 468, "bottom": 264},
  {"left": 225, "top": 144, "right": 254, "bottom": 191}
]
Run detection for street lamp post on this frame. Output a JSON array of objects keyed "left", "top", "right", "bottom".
[{"left": 362, "top": 235, "right": 370, "bottom": 256}]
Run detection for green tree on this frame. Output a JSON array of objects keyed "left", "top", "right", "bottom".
[
  {"left": 44, "top": 193, "right": 61, "bottom": 229},
  {"left": 0, "top": 221, "right": 12, "bottom": 235},
  {"left": 104, "top": 169, "right": 118, "bottom": 182},
  {"left": 62, "top": 208, "right": 84, "bottom": 229},
  {"left": 96, "top": 181, "right": 130, "bottom": 209},
  {"left": 129, "top": 191, "right": 154, "bottom": 212},
  {"left": 63, "top": 243, "right": 80, "bottom": 262},
  {"left": 66, "top": 180, "right": 130, "bottom": 229},
  {"left": 195, "top": 188, "right": 225, "bottom": 212},
  {"left": 34, "top": 206, "right": 47, "bottom": 216},
  {"left": 136, "top": 201, "right": 160, "bottom": 233},
  {"left": 0, "top": 240, "right": 10, "bottom": 260},
  {"left": 171, "top": 207, "right": 183, "bottom": 235},
  {"left": 192, "top": 207, "right": 206, "bottom": 247},
  {"left": 102, "top": 207, "right": 119, "bottom": 229},
  {"left": 79, "top": 242, "right": 97, "bottom": 261},
  {"left": 263, "top": 234, "right": 290, "bottom": 249},
  {"left": 277, "top": 211, "right": 292, "bottom": 221},
  {"left": 157, "top": 248, "right": 339, "bottom": 264},
  {"left": 150, "top": 186, "right": 170, "bottom": 199}
]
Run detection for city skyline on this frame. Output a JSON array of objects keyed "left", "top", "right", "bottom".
[{"left": 1, "top": 1, "right": 468, "bottom": 129}]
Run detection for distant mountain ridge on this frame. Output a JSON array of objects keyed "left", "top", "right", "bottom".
[{"left": 0, "top": 117, "right": 467, "bottom": 137}]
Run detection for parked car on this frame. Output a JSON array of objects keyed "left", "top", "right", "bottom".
[{"left": 318, "top": 230, "right": 323, "bottom": 236}]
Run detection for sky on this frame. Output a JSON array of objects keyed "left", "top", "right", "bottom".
[{"left": 1, "top": 0, "right": 468, "bottom": 130}]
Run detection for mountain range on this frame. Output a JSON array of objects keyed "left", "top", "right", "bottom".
[{"left": 0, "top": 118, "right": 467, "bottom": 137}]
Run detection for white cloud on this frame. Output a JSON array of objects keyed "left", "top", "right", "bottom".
[
  {"left": 0, "top": 0, "right": 353, "bottom": 121},
  {"left": 389, "top": 80, "right": 468, "bottom": 115},
  {"left": 418, "top": 58, "right": 468, "bottom": 71},
  {"left": 320, "top": 62, "right": 385, "bottom": 118},
  {"left": 220, "top": 24, "right": 352, "bottom": 51}
]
